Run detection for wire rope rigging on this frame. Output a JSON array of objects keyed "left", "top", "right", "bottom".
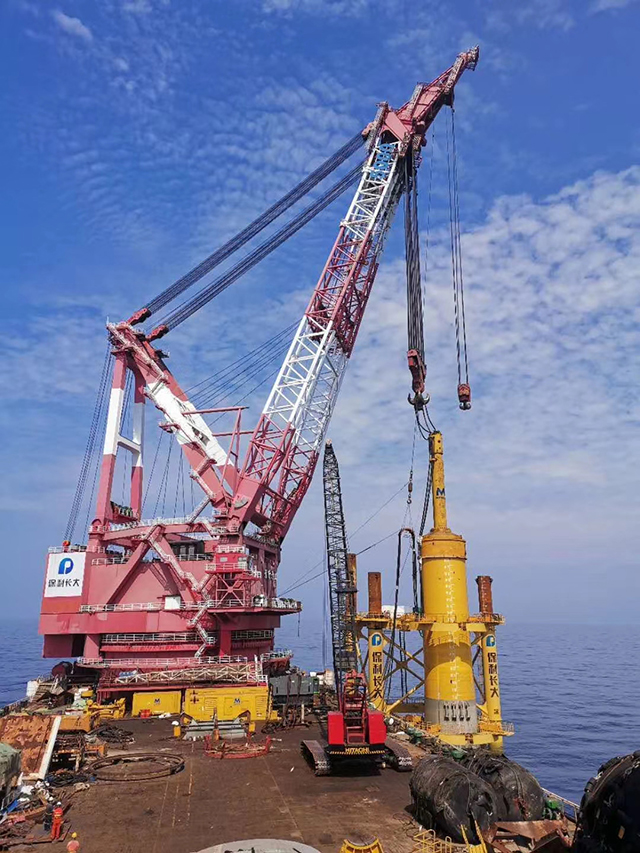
[
  {"left": 446, "top": 107, "right": 472, "bottom": 409},
  {"left": 129, "top": 130, "right": 366, "bottom": 325},
  {"left": 147, "top": 162, "right": 364, "bottom": 338}
]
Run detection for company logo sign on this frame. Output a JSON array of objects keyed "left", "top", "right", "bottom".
[
  {"left": 44, "top": 553, "right": 86, "bottom": 598},
  {"left": 58, "top": 557, "right": 74, "bottom": 575},
  {"left": 485, "top": 634, "right": 496, "bottom": 648},
  {"left": 371, "top": 633, "right": 383, "bottom": 647}
]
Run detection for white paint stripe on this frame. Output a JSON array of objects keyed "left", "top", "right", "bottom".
[
  {"left": 132, "top": 399, "right": 145, "bottom": 467},
  {"left": 103, "top": 386, "right": 125, "bottom": 456}
]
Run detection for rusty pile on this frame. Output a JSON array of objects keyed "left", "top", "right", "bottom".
[{"left": 203, "top": 735, "right": 272, "bottom": 760}]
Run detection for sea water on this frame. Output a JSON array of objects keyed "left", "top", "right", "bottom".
[{"left": 2, "top": 617, "right": 638, "bottom": 804}]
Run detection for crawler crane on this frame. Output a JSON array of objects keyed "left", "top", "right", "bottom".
[{"left": 301, "top": 441, "right": 412, "bottom": 775}]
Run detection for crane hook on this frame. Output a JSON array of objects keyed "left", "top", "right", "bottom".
[{"left": 457, "top": 383, "right": 472, "bottom": 410}]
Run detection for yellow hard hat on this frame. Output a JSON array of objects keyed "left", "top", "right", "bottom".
[{"left": 71, "top": 833, "right": 78, "bottom": 839}]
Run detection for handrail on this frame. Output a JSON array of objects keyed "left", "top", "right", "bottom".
[
  {"left": 541, "top": 788, "right": 580, "bottom": 822},
  {"left": 79, "top": 596, "right": 301, "bottom": 614},
  {"left": 77, "top": 654, "right": 251, "bottom": 669}
]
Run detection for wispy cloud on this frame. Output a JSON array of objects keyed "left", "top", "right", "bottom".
[
  {"left": 122, "top": 0, "right": 153, "bottom": 12},
  {"left": 590, "top": 0, "right": 639, "bottom": 10},
  {"left": 51, "top": 9, "right": 93, "bottom": 42},
  {"left": 261, "top": 0, "right": 370, "bottom": 14},
  {"left": 483, "top": 0, "right": 575, "bottom": 31}
]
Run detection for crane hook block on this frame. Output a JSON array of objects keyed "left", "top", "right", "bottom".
[
  {"left": 457, "top": 383, "right": 472, "bottom": 410},
  {"left": 407, "top": 349, "right": 426, "bottom": 395}
]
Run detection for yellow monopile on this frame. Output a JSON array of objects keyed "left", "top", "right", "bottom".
[{"left": 421, "top": 432, "right": 477, "bottom": 735}]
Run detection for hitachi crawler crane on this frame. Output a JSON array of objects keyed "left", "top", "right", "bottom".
[
  {"left": 39, "top": 48, "right": 479, "bottom": 699},
  {"left": 301, "top": 442, "right": 413, "bottom": 775}
]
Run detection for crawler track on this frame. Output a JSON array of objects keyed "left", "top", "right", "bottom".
[
  {"left": 385, "top": 739, "right": 413, "bottom": 772},
  {"left": 301, "top": 739, "right": 331, "bottom": 775}
]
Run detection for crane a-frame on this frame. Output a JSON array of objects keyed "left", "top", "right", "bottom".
[{"left": 39, "top": 48, "right": 479, "bottom": 694}]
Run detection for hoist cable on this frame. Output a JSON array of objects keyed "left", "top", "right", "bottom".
[
  {"left": 404, "top": 151, "right": 425, "bottom": 361},
  {"left": 152, "top": 440, "right": 172, "bottom": 518},
  {"left": 142, "top": 430, "right": 165, "bottom": 513},
  {"left": 411, "top": 530, "right": 420, "bottom": 614},
  {"left": 186, "top": 322, "right": 297, "bottom": 397},
  {"left": 446, "top": 108, "right": 470, "bottom": 388},
  {"left": 384, "top": 530, "right": 413, "bottom": 703},
  {"left": 119, "top": 375, "right": 133, "bottom": 504},
  {"left": 158, "top": 161, "right": 364, "bottom": 331},
  {"left": 205, "top": 363, "right": 284, "bottom": 424},
  {"left": 402, "top": 423, "right": 417, "bottom": 530},
  {"left": 65, "top": 344, "right": 112, "bottom": 541},
  {"left": 142, "top": 131, "right": 365, "bottom": 318},
  {"left": 280, "top": 530, "right": 401, "bottom": 597},
  {"left": 419, "top": 460, "right": 433, "bottom": 538},
  {"left": 422, "top": 130, "right": 434, "bottom": 322},
  {"left": 279, "top": 483, "right": 408, "bottom": 597},
  {"left": 174, "top": 452, "right": 183, "bottom": 518},
  {"left": 80, "top": 358, "right": 114, "bottom": 538},
  {"left": 384, "top": 532, "right": 403, "bottom": 702},
  {"left": 194, "top": 335, "right": 292, "bottom": 409},
  {"left": 450, "top": 109, "right": 470, "bottom": 384}
]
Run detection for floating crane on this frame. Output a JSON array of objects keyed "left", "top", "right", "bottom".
[{"left": 39, "top": 48, "right": 479, "bottom": 698}]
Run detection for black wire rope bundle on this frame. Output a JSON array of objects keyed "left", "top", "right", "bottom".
[
  {"left": 159, "top": 161, "right": 364, "bottom": 331},
  {"left": 137, "top": 130, "right": 366, "bottom": 320}
]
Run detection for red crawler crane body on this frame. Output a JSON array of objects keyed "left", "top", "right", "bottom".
[{"left": 39, "top": 48, "right": 478, "bottom": 697}]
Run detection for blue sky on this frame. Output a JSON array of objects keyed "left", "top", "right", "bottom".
[{"left": 1, "top": 0, "right": 640, "bottom": 628}]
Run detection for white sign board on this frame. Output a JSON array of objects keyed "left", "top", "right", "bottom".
[{"left": 44, "top": 553, "right": 86, "bottom": 598}]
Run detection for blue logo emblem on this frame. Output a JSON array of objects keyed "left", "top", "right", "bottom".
[
  {"left": 485, "top": 635, "right": 496, "bottom": 647},
  {"left": 58, "top": 557, "right": 74, "bottom": 575},
  {"left": 372, "top": 633, "right": 382, "bottom": 647}
]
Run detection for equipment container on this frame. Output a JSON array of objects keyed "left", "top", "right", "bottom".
[
  {"left": 132, "top": 691, "right": 182, "bottom": 717},
  {"left": 183, "top": 686, "right": 269, "bottom": 724}
]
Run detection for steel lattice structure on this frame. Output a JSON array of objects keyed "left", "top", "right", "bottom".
[
  {"left": 39, "top": 48, "right": 479, "bottom": 680},
  {"left": 323, "top": 441, "right": 358, "bottom": 693}
]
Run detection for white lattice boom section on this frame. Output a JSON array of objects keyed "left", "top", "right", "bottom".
[{"left": 235, "top": 136, "right": 403, "bottom": 537}]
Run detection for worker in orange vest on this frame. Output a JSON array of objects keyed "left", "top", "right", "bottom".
[
  {"left": 66, "top": 831, "right": 80, "bottom": 852},
  {"left": 51, "top": 803, "right": 64, "bottom": 841}
]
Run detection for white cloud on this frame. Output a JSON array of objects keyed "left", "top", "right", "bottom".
[
  {"left": 335, "top": 165, "right": 640, "bottom": 501},
  {"left": 590, "top": 0, "right": 639, "bottom": 9},
  {"left": 262, "top": 0, "right": 370, "bottom": 15},
  {"left": 122, "top": 0, "right": 153, "bottom": 12},
  {"left": 484, "top": 0, "right": 575, "bottom": 31},
  {"left": 51, "top": 9, "right": 93, "bottom": 42},
  {"left": 296, "top": 163, "right": 640, "bottom": 621}
]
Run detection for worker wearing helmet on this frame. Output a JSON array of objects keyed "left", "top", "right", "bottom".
[
  {"left": 66, "top": 831, "right": 80, "bottom": 852},
  {"left": 50, "top": 803, "right": 64, "bottom": 840}
]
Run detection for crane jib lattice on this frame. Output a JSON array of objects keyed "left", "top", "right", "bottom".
[{"left": 323, "top": 441, "right": 358, "bottom": 692}]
